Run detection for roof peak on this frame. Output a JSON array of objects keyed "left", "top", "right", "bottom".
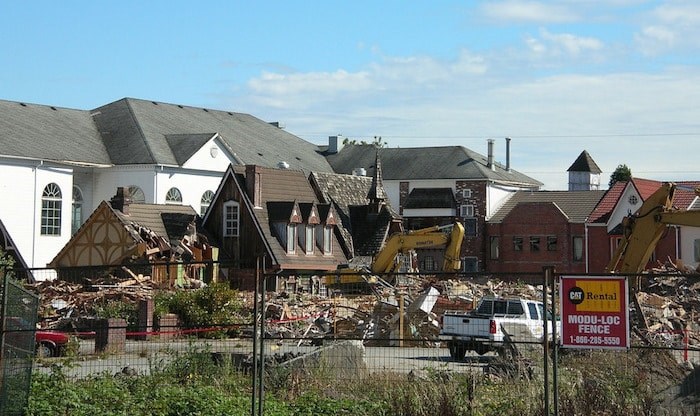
[{"left": 567, "top": 150, "right": 602, "bottom": 173}]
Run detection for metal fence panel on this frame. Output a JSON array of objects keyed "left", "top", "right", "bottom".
[{"left": 1, "top": 274, "right": 39, "bottom": 416}]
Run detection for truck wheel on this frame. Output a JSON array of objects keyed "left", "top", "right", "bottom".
[
  {"left": 448, "top": 342, "right": 466, "bottom": 361},
  {"left": 474, "top": 343, "right": 489, "bottom": 356}
]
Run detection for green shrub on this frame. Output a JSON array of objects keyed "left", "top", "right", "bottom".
[
  {"left": 154, "top": 283, "right": 250, "bottom": 336},
  {"left": 93, "top": 299, "right": 139, "bottom": 331}
]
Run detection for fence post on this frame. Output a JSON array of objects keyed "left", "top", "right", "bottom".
[
  {"left": 137, "top": 298, "right": 154, "bottom": 341},
  {"left": 543, "top": 267, "right": 550, "bottom": 416}
]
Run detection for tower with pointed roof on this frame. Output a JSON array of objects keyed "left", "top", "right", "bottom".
[
  {"left": 366, "top": 151, "right": 386, "bottom": 214},
  {"left": 567, "top": 150, "right": 602, "bottom": 191}
]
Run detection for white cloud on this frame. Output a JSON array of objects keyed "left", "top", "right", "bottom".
[
  {"left": 539, "top": 29, "right": 604, "bottom": 55},
  {"left": 239, "top": 57, "right": 699, "bottom": 189},
  {"left": 635, "top": 1, "right": 700, "bottom": 54},
  {"left": 480, "top": 1, "right": 579, "bottom": 23}
]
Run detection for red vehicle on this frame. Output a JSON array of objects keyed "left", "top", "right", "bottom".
[
  {"left": 4, "top": 317, "right": 70, "bottom": 357},
  {"left": 35, "top": 330, "right": 70, "bottom": 357}
]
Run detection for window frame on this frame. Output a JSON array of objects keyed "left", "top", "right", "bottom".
[
  {"left": 463, "top": 218, "right": 477, "bottom": 237},
  {"left": 322, "top": 225, "right": 332, "bottom": 254},
  {"left": 223, "top": 201, "right": 240, "bottom": 237},
  {"left": 165, "top": 187, "right": 183, "bottom": 205},
  {"left": 128, "top": 185, "right": 146, "bottom": 203},
  {"left": 41, "top": 183, "right": 62, "bottom": 236},
  {"left": 71, "top": 185, "right": 83, "bottom": 235},
  {"left": 573, "top": 236, "right": 584, "bottom": 262},
  {"left": 460, "top": 204, "right": 474, "bottom": 218},
  {"left": 530, "top": 236, "right": 540, "bottom": 252},
  {"left": 304, "top": 224, "right": 314, "bottom": 254},
  {"left": 286, "top": 223, "right": 297, "bottom": 254},
  {"left": 547, "top": 236, "right": 558, "bottom": 251},
  {"left": 513, "top": 236, "right": 523, "bottom": 252},
  {"left": 200, "top": 190, "right": 214, "bottom": 216},
  {"left": 489, "top": 236, "right": 500, "bottom": 259}
]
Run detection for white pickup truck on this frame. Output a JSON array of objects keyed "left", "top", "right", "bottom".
[{"left": 439, "top": 296, "right": 557, "bottom": 360}]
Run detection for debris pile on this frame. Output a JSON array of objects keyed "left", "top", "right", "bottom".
[
  {"left": 24, "top": 267, "right": 700, "bottom": 356},
  {"left": 28, "top": 274, "right": 154, "bottom": 329},
  {"left": 633, "top": 271, "right": 700, "bottom": 349}
]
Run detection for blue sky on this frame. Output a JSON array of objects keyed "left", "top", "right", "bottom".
[{"left": 2, "top": 1, "right": 700, "bottom": 190}]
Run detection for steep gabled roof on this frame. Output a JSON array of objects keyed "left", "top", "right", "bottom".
[
  {"left": 567, "top": 150, "right": 602, "bottom": 173},
  {"left": 326, "top": 144, "right": 542, "bottom": 187},
  {"left": 630, "top": 178, "right": 663, "bottom": 200},
  {"left": 0, "top": 99, "right": 110, "bottom": 164},
  {"left": 91, "top": 98, "right": 333, "bottom": 172},
  {"left": 309, "top": 171, "right": 400, "bottom": 258},
  {"left": 588, "top": 181, "right": 626, "bottom": 223},
  {"left": 229, "top": 165, "right": 347, "bottom": 269},
  {"left": 490, "top": 190, "right": 605, "bottom": 223}
]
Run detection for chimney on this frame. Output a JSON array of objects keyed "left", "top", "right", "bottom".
[
  {"left": 328, "top": 135, "right": 344, "bottom": 154},
  {"left": 505, "top": 137, "right": 511, "bottom": 172},
  {"left": 110, "top": 187, "right": 132, "bottom": 215},
  {"left": 246, "top": 165, "right": 263, "bottom": 208},
  {"left": 487, "top": 139, "right": 495, "bottom": 171}
]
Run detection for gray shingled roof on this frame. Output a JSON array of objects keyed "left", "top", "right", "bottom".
[
  {"left": 115, "top": 203, "right": 198, "bottom": 242},
  {"left": 489, "top": 190, "right": 606, "bottom": 223},
  {"left": 0, "top": 97, "right": 334, "bottom": 173},
  {"left": 567, "top": 150, "right": 602, "bottom": 174},
  {"left": 92, "top": 98, "right": 333, "bottom": 172},
  {"left": 326, "top": 144, "right": 542, "bottom": 186},
  {"left": 0, "top": 99, "right": 111, "bottom": 164}
]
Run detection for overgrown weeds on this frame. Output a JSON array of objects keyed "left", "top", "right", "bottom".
[{"left": 26, "top": 347, "right": 686, "bottom": 415}]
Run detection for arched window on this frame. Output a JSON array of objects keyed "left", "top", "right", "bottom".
[
  {"left": 165, "top": 187, "right": 182, "bottom": 205},
  {"left": 41, "top": 183, "right": 62, "bottom": 235},
  {"left": 200, "top": 190, "right": 214, "bottom": 216},
  {"left": 72, "top": 186, "right": 83, "bottom": 235},
  {"left": 128, "top": 185, "right": 146, "bottom": 203}
]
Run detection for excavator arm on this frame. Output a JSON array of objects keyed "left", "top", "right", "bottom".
[
  {"left": 371, "top": 222, "right": 465, "bottom": 274},
  {"left": 606, "top": 182, "right": 700, "bottom": 274},
  {"left": 323, "top": 222, "right": 465, "bottom": 288}
]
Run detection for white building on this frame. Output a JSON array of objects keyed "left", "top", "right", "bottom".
[{"left": 0, "top": 98, "right": 334, "bottom": 269}]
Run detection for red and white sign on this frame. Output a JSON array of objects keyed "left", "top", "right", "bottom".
[{"left": 560, "top": 276, "right": 629, "bottom": 350}]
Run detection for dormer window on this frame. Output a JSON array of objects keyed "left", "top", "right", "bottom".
[
  {"left": 304, "top": 224, "right": 314, "bottom": 254},
  {"left": 287, "top": 224, "right": 297, "bottom": 254},
  {"left": 322, "top": 225, "right": 332, "bottom": 254}
]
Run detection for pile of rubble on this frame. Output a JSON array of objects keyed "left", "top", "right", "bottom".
[
  {"left": 28, "top": 277, "right": 153, "bottom": 330},
  {"left": 633, "top": 269, "right": 700, "bottom": 349},
  {"left": 23, "top": 265, "right": 700, "bottom": 355}
]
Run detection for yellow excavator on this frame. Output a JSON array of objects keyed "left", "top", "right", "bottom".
[
  {"left": 323, "top": 222, "right": 465, "bottom": 288},
  {"left": 606, "top": 182, "right": 700, "bottom": 274}
]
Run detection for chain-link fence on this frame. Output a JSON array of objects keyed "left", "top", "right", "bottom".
[
  {"left": 0, "top": 274, "right": 39, "bottom": 416},
  {"left": 2, "top": 263, "right": 699, "bottom": 415}
]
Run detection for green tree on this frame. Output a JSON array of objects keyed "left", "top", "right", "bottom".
[{"left": 609, "top": 164, "right": 632, "bottom": 187}]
